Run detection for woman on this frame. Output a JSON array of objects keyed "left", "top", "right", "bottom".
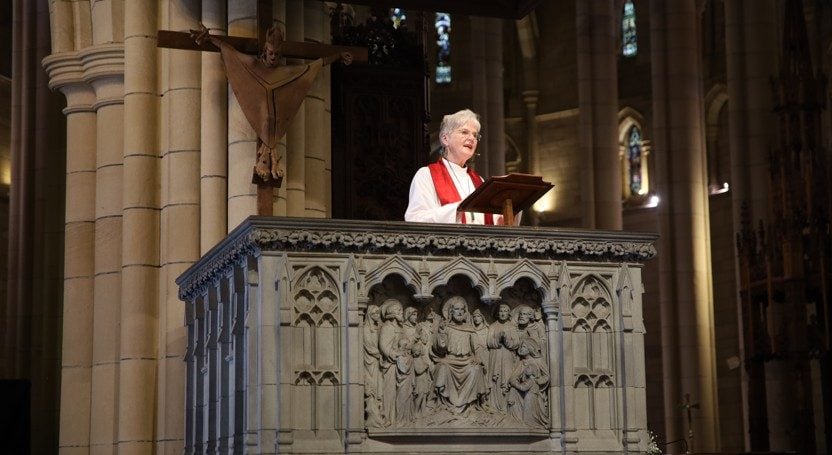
[{"left": 405, "top": 109, "right": 507, "bottom": 224}]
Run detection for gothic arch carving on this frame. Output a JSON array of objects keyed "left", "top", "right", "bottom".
[
  {"left": 364, "top": 255, "right": 421, "bottom": 295},
  {"left": 495, "top": 258, "right": 549, "bottom": 297},
  {"left": 427, "top": 256, "right": 489, "bottom": 296}
]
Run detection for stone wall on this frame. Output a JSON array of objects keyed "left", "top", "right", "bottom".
[{"left": 177, "top": 217, "right": 656, "bottom": 453}]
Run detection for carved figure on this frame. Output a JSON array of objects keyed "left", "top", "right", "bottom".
[
  {"left": 362, "top": 295, "right": 551, "bottom": 429},
  {"left": 515, "top": 305, "right": 545, "bottom": 358},
  {"left": 487, "top": 303, "right": 518, "bottom": 412},
  {"left": 378, "top": 299, "right": 404, "bottom": 424},
  {"left": 431, "top": 297, "right": 489, "bottom": 414},
  {"left": 411, "top": 342, "right": 433, "bottom": 414},
  {"left": 363, "top": 305, "right": 385, "bottom": 426},
  {"left": 471, "top": 308, "right": 489, "bottom": 354},
  {"left": 506, "top": 338, "right": 550, "bottom": 427},
  {"left": 395, "top": 338, "right": 416, "bottom": 424},
  {"left": 191, "top": 23, "right": 352, "bottom": 183},
  {"left": 402, "top": 306, "right": 420, "bottom": 345}
]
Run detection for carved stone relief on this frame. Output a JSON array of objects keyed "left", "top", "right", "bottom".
[{"left": 363, "top": 275, "right": 550, "bottom": 429}]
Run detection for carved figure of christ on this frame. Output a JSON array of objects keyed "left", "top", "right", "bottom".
[{"left": 157, "top": 6, "right": 367, "bottom": 215}]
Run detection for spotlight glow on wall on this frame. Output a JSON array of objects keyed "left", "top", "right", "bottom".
[
  {"left": 1, "top": 158, "right": 10, "bottom": 186},
  {"left": 646, "top": 195, "right": 659, "bottom": 208}
]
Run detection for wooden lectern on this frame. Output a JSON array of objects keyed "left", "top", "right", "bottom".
[{"left": 458, "top": 173, "right": 554, "bottom": 225}]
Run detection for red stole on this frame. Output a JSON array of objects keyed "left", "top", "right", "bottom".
[{"left": 428, "top": 160, "right": 495, "bottom": 225}]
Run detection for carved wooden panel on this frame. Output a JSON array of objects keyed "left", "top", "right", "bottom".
[{"left": 332, "top": 64, "right": 427, "bottom": 221}]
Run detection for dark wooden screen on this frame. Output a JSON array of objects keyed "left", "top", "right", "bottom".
[{"left": 331, "top": 8, "right": 430, "bottom": 221}]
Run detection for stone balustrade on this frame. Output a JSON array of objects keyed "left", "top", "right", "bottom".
[{"left": 176, "top": 216, "right": 656, "bottom": 454}]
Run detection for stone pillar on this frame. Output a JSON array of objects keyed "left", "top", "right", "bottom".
[
  {"left": 200, "top": 0, "right": 228, "bottom": 252},
  {"left": 651, "top": 0, "right": 718, "bottom": 451},
  {"left": 118, "top": 1, "right": 159, "bottom": 453},
  {"left": 159, "top": 1, "right": 202, "bottom": 452},
  {"left": 227, "top": 0, "right": 257, "bottom": 228},
  {"left": 470, "top": 17, "right": 489, "bottom": 173},
  {"left": 469, "top": 16, "right": 505, "bottom": 177},
  {"left": 56, "top": 84, "right": 97, "bottom": 455},
  {"left": 724, "top": 2, "right": 778, "bottom": 450},
  {"left": 304, "top": 1, "right": 328, "bottom": 218},
  {"left": 88, "top": 55, "right": 125, "bottom": 455},
  {"left": 43, "top": 6, "right": 96, "bottom": 455},
  {"left": 285, "top": 0, "right": 306, "bottom": 216},
  {"left": 576, "top": 0, "right": 621, "bottom": 230},
  {"left": 484, "top": 18, "right": 505, "bottom": 177},
  {"left": 725, "top": 0, "right": 776, "bottom": 240},
  {"left": 5, "top": 1, "right": 66, "bottom": 453}
]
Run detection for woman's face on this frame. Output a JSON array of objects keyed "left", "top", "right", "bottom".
[
  {"left": 442, "top": 120, "right": 480, "bottom": 166},
  {"left": 473, "top": 312, "right": 483, "bottom": 325}
]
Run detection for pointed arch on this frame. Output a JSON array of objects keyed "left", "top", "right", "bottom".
[
  {"left": 364, "top": 256, "right": 421, "bottom": 295},
  {"left": 495, "top": 258, "right": 549, "bottom": 295},
  {"left": 704, "top": 83, "right": 730, "bottom": 192},
  {"left": 427, "top": 256, "right": 489, "bottom": 296},
  {"left": 618, "top": 107, "right": 650, "bottom": 202}
]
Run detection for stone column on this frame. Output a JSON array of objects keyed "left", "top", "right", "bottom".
[
  {"left": 651, "top": 0, "right": 718, "bottom": 451},
  {"left": 88, "top": 54, "right": 125, "bottom": 455},
  {"left": 43, "top": 6, "right": 95, "bottom": 455},
  {"left": 159, "top": 1, "right": 202, "bottom": 452},
  {"left": 724, "top": 2, "right": 778, "bottom": 450},
  {"left": 285, "top": 0, "right": 306, "bottom": 216},
  {"left": 200, "top": 0, "right": 228, "bottom": 252},
  {"left": 118, "top": 1, "right": 159, "bottom": 453},
  {"left": 469, "top": 16, "right": 505, "bottom": 177},
  {"left": 56, "top": 84, "right": 97, "bottom": 455},
  {"left": 6, "top": 1, "right": 66, "bottom": 452},
  {"left": 227, "top": 0, "right": 258, "bottom": 228},
  {"left": 470, "top": 17, "right": 489, "bottom": 173},
  {"left": 576, "top": 0, "right": 621, "bottom": 230},
  {"left": 484, "top": 18, "right": 505, "bottom": 177},
  {"left": 304, "top": 1, "right": 328, "bottom": 218}
]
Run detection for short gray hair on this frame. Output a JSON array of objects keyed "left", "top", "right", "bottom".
[{"left": 439, "top": 109, "right": 481, "bottom": 140}]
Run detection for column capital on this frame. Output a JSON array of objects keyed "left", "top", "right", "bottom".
[{"left": 42, "top": 44, "right": 125, "bottom": 110}]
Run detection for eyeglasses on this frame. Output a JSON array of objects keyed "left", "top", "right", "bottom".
[{"left": 455, "top": 128, "right": 483, "bottom": 141}]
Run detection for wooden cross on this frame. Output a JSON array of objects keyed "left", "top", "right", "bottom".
[{"left": 157, "top": 0, "right": 367, "bottom": 216}]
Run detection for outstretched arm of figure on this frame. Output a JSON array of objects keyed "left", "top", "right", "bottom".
[{"left": 190, "top": 23, "right": 217, "bottom": 46}]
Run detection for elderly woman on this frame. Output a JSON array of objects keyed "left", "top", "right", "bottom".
[{"left": 405, "top": 109, "right": 508, "bottom": 224}]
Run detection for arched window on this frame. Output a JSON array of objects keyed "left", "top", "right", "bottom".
[
  {"left": 390, "top": 8, "right": 406, "bottom": 29},
  {"left": 618, "top": 111, "right": 651, "bottom": 204},
  {"left": 435, "top": 12, "right": 452, "bottom": 84},
  {"left": 622, "top": 0, "right": 637, "bottom": 57},
  {"left": 627, "top": 126, "right": 642, "bottom": 195}
]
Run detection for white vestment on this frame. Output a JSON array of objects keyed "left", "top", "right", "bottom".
[{"left": 404, "top": 159, "right": 500, "bottom": 224}]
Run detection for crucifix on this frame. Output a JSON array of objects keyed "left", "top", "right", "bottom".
[
  {"left": 157, "top": 0, "right": 368, "bottom": 216},
  {"left": 678, "top": 392, "right": 699, "bottom": 454}
]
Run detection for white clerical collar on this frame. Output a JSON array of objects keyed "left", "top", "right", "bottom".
[{"left": 443, "top": 158, "right": 467, "bottom": 174}]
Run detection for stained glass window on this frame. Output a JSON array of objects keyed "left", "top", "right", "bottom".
[
  {"left": 627, "top": 126, "right": 643, "bottom": 195},
  {"left": 622, "top": 0, "right": 637, "bottom": 57},
  {"left": 390, "top": 8, "right": 406, "bottom": 29},
  {"left": 435, "top": 12, "right": 451, "bottom": 84}
]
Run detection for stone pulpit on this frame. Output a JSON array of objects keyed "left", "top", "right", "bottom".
[{"left": 176, "top": 217, "right": 657, "bottom": 454}]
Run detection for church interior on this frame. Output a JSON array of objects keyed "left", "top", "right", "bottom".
[{"left": 0, "top": 0, "right": 831, "bottom": 453}]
